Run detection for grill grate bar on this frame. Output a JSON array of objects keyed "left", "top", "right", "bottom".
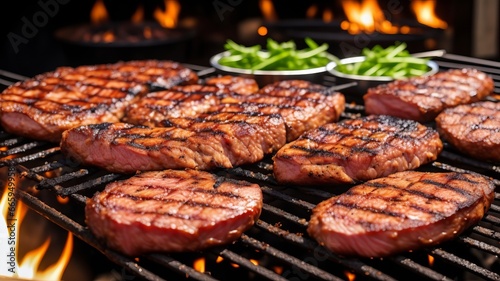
[
  {"left": 217, "top": 249, "right": 289, "bottom": 281},
  {"left": 255, "top": 220, "right": 399, "bottom": 281},
  {"left": 239, "top": 234, "right": 344, "bottom": 281},
  {"left": 262, "top": 203, "right": 308, "bottom": 227},
  {"left": 389, "top": 256, "right": 454, "bottom": 281},
  {"left": 1, "top": 147, "right": 61, "bottom": 167},
  {"left": 473, "top": 225, "right": 500, "bottom": 240},
  {"left": 147, "top": 254, "right": 219, "bottom": 281},
  {"left": 260, "top": 185, "right": 316, "bottom": 210},
  {"left": 57, "top": 173, "right": 124, "bottom": 196},
  {"left": 458, "top": 236, "right": 500, "bottom": 256},
  {"left": 0, "top": 136, "right": 24, "bottom": 147},
  {"left": 28, "top": 161, "right": 65, "bottom": 174},
  {"left": 15, "top": 189, "right": 167, "bottom": 281},
  {"left": 430, "top": 248, "right": 500, "bottom": 281},
  {"left": 38, "top": 169, "right": 90, "bottom": 188}
]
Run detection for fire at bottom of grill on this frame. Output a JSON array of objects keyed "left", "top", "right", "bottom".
[{"left": 1, "top": 56, "right": 500, "bottom": 281}]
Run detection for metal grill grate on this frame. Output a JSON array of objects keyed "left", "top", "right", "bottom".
[{"left": 1, "top": 54, "right": 500, "bottom": 281}]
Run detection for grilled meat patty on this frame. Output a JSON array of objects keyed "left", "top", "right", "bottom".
[
  {"left": 86, "top": 169, "right": 263, "bottom": 256},
  {"left": 218, "top": 80, "right": 346, "bottom": 141},
  {"left": 364, "top": 68, "right": 494, "bottom": 123},
  {"left": 125, "top": 79, "right": 345, "bottom": 142},
  {"left": 435, "top": 101, "right": 500, "bottom": 162},
  {"left": 60, "top": 117, "right": 286, "bottom": 173},
  {"left": 273, "top": 115, "right": 443, "bottom": 185},
  {"left": 0, "top": 60, "right": 198, "bottom": 142},
  {"left": 307, "top": 171, "right": 495, "bottom": 257},
  {"left": 125, "top": 85, "right": 224, "bottom": 127},
  {"left": 203, "top": 75, "right": 259, "bottom": 95}
]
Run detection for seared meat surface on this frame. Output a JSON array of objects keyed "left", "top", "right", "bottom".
[
  {"left": 436, "top": 101, "right": 500, "bottom": 162},
  {"left": 125, "top": 79, "right": 345, "bottom": 142},
  {"left": 60, "top": 118, "right": 286, "bottom": 173},
  {"left": 307, "top": 171, "right": 495, "bottom": 257},
  {"left": 204, "top": 75, "right": 259, "bottom": 95},
  {"left": 218, "top": 80, "right": 345, "bottom": 141},
  {"left": 124, "top": 85, "right": 223, "bottom": 127},
  {"left": 364, "top": 68, "right": 494, "bottom": 123},
  {"left": 273, "top": 115, "right": 442, "bottom": 185},
  {"left": 86, "top": 169, "right": 263, "bottom": 256},
  {"left": 0, "top": 60, "right": 198, "bottom": 142}
]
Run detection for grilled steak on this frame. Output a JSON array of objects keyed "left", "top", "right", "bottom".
[
  {"left": 273, "top": 115, "right": 443, "bottom": 185},
  {"left": 60, "top": 118, "right": 286, "bottom": 173},
  {"left": 161, "top": 111, "right": 286, "bottom": 157},
  {"left": 364, "top": 68, "right": 494, "bottom": 123},
  {"left": 126, "top": 79, "right": 345, "bottom": 142},
  {"left": 86, "top": 169, "right": 263, "bottom": 256},
  {"left": 125, "top": 85, "right": 224, "bottom": 127},
  {"left": 218, "top": 80, "right": 346, "bottom": 141},
  {"left": 204, "top": 75, "right": 259, "bottom": 95},
  {"left": 0, "top": 60, "right": 198, "bottom": 142},
  {"left": 435, "top": 101, "right": 500, "bottom": 162},
  {"left": 307, "top": 171, "right": 495, "bottom": 257}
]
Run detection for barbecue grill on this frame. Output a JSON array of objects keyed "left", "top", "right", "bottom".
[{"left": 1, "top": 54, "right": 499, "bottom": 281}]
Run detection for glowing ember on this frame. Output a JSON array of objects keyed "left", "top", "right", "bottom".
[
  {"left": 428, "top": 254, "right": 435, "bottom": 266},
  {"left": 249, "top": 259, "right": 259, "bottom": 266},
  {"left": 411, "top": 0, "right": 447, "bottom": 29},
  {"left": 56, "top": 196, "right": 69, "bottom": 205},
  {"left": 90, "top": 0, "right": 109, "bottom": 24},
  {"left": 345, "top": 270, "right": 356, "bottom": 281},
  {"left": 323, "top": 8, "right": 334, "bottom": 22},
  {"left": 257, "top": 26, "right": 268, "bottom": 36},
  {"left": 131, "top": 4, "right": 145, "bottom": 23},
  {"left": 273, "top": 266, "right": 283, "bottom": 275},
  {"left": 154, "top": 0, "right": 181, "bottom": 28},
  {"left": 193, "top": 257, "right": 205, "bottom": 273},
  {"left": 259, "top": 0, "right": 277, "bottom": 21},
  {"left": 306, "top": 5, "right": 318, "bottom": 19},
  {"left": 0, "top": 172, "right": 73, "bottom": 280},
  {"left": 341, "top": 0, "right": 398, "bottom": 34},
  {"left": 216, "top": 256, "right": 224, "bottom": 263}
]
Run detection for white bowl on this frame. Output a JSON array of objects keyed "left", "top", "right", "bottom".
[
  {"left": 326, "top": 56, "right": 439, "bottom": 103},
  {"left": 210, "top": 51, "right": 328, "bottom": 86}
]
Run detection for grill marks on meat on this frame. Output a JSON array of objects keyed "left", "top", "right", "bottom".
[
  {"left": 218, "top": 80, "right": 346, "bottom": 141},
  {"left": 307, "top": 171, "right": 495, "bottom": 257},
  {"left": 273, "top": 115, "right": 443, "bottom": 185},
  {"left": 203, "top": 75, "right": 259, "bottom": 95},
  {"left": 125, "top": 85, "right": 224, "bottom": 127},
  {"left": 85, "top": 169, "right": 263, "bottom": 256},
  {"left": 0, "top": 60, "right": 198, "bottom": 142},
  {"left": 61, "top": 117, "right": 286, "bottom": 173},
  {"left": 364, "top": 68, "right": 494, "bottom": 123},
  {"left": 436, "top": 101, "right": 500, "bottom": 162}
]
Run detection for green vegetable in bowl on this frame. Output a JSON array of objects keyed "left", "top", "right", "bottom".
[
  {"left": 335, "top": 42, "right": 430, "bottom": 79},
  {"left": 218, "top": 38, "right": 338, "bottom": 71}
]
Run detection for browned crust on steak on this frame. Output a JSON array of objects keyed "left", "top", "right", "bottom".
[
  {"left": 273, "top": 115, "right": 443, "bottom": 185},
  {"left": 124, "top": 85, "right": 223, "bottom": 127},
  {"left": 0, "top": 60, "right": 198, "bottom": 142},
  {"left": 85, "top": 169, "right": 263, "bottom": 256},
  {"left": 60, "top": 119, "right": 286, "bottom": 173},
  {"left": 435, "top": 101, "right": 500, "bottom": 162},
  {"left": 364, "top": 68, "right": 494, "bottom": 123},
  {"left": 307, "top": 171, "right": 495, "bottom": 257},
  {"left": 204, "top": 75, "right": 259, "bottom": 95}
]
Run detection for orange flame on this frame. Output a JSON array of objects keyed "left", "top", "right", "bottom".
[
  {"left": 345, "top": 271, "right": 356, "bottom": 281},
  {"left": 0, "top": 175, "right": 73, "bottom": 280},
  {"left": 131, "top": 4, "right": 144, "bottom": 23},
  {"left": 306, "top": 5, "right": 318, "bottom": 19},
  {"left": 216, "top": 256, "right": 224, "bottom": 263},
  {"left": 273, "top": 266, "right": 283, "bottom": 275},
  {"left": 259, "top": 0, "right": 278, "bottom": 21},
  {"left": 428, "top": 254, "right": 435, "bottom": 266},
  {"left": 323, "top": 8, "right": 334, "bottom": 22},
  {"left": 411, "top": 0, "right": 447, "bottom": 29},
  {"left": 154, "top": 0, "right": 181, "bottom": 28},
  {"left": 193, "top": 257, "right": 205, "bottom": 273},
  {"left": 341, "top": 0, "right": 398, "bottom": 34},
  {"left": 90, "top": 0, "right": 109, "bottom": 24}
]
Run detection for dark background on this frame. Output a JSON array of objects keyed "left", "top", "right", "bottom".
[{"left": 0, "top": 0, "right": 495, "bottom": 77}]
